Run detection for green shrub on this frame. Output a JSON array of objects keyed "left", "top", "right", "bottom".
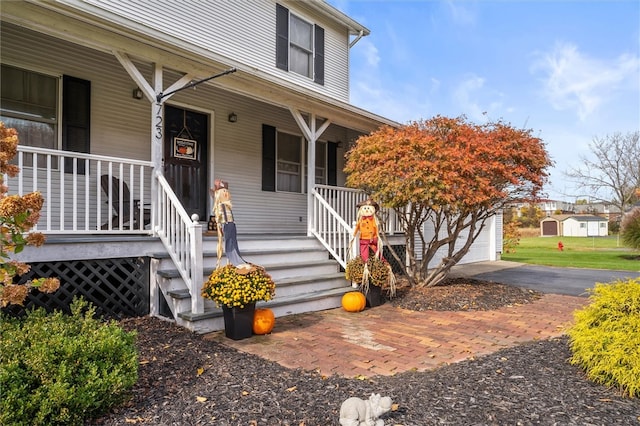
[
  {"left": 0, "top": 298, "right": 138, "bottom": 425},
  {"left": 567, "top": 278, "right": 640, "bottom": 397},
  {"left": 620, "top": 207, "right": 640, "bottom": 249}
]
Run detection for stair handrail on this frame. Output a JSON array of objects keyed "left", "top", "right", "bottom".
[
  {"left": 310, "top": 187, "right": 355, "bottom": 269},
  {"left": 311, "top": 185, "right": 406, "bottom": 268},
  {"left": 154, "top": 171, "right": 204, "bottom": 314}
]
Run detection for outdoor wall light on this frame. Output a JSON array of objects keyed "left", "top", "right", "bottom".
[
  {"left": 132, "top": 88, "right": 144, "bottom": 100},
  {"left": 228, "top": 112, "right": 238, "bottom": 123}
]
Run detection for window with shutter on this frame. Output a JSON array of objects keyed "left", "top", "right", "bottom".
[
  {"left": 262, "top": 124, "right": 337, "bottom": 193},
  {"left": 275, "top": 4, "right": 325, "bottom": 85},
  {"left": 62, "top": 75, "right": 91, "bottom": 173},
  {"left": 262, "top": 124, "right": 277, "bottom": 191},
  {"left": 0, "top": 65, "right": 91, "bottom": 171}
]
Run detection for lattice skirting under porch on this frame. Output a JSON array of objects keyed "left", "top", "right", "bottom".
[
  {"left": 383, "top": 244, "right": 407, "bottom": 275},
  {"left": 3, "top": 257, "right": 150, "bottom": 319}
]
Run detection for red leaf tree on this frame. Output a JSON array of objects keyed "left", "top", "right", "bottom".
[{"left": 345, "top": 116, "right": 552, "bottom": 287}]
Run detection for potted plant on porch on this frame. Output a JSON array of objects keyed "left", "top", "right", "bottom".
[
  {"left": 345, "top": 255, "right": 396, "bottom": 307},
  {"left": 201, "top": 264, "right": 276, "bottom": 340}
]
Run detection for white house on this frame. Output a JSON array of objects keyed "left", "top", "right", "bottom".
[
  {"left": 540, "top": 215, "right": 609, "bottom": 237},
  {"left": 2, "top": 0, "right": 499, "bottom": 332}
]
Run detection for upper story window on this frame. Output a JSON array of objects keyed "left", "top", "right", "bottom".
[
  {"left": 276, "top": 4, "right": 325, "bottom": 85},
  {"left": 289, "top": 15, "right": 313, "bottom": 78}
]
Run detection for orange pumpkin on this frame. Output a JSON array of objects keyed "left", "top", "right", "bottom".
[
  {"left": 341, "top": 291, "right": 366, "bottom": 312},
  {"left": 253, "top": 308, "right": 275, "bottom": 335}
]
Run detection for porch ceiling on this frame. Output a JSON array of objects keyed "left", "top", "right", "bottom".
[{"left": 1, "top": 1, "right": 398, "bottom": 134}]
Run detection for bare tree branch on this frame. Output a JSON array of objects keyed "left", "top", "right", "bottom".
[{"left": 565, "top": 131, "right": 640, "bottom": 212}]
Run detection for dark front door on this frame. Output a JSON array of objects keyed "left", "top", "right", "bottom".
[{"left": 163, "top": 105, "right": 208, "bottom": 219}]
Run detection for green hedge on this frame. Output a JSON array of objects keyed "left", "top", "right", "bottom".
[
  {"left": 567, "top": 278, "right": 640, "bottom": 397},
  {"left": 621, "top": 207, "right": 640, "bottom": 249},
  {"left": 0, "top": 298, "right": 138, "bottom": 425}
]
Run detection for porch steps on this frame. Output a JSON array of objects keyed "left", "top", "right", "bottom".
[{"left": 153, "top": 235, "right": 352, "bottom": 334}]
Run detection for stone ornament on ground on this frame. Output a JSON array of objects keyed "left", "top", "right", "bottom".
[{"left": 339, "top": 393, "right": 392, "bottom": 426}]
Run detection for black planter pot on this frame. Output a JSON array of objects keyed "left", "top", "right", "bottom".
[
  {"left": 222, "top": 303, "right": 255, "bottom": 340},
  {"left": 364, "top": 284, "right": 384, "bottom": 307}
]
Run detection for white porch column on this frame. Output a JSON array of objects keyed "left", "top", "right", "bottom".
[
  {"left": 289, "top": 109, "right": 331, "bottom": 236},
  {"left": 152, "top": 64, "right": 164, "bottom": 172},
  {"left": 113, "top": 52, "right": 195, "bottom": 175}
]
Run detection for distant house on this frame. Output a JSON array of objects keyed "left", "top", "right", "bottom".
[
  {"left": 540, "top": 215, "right": 609, "bottom": 237},
  {"left": 536, "top": 199, "right": 576, "bottom": 216},
  {"left": 507, "top": 199, "right": 576, "bottom": 217},
  {"left": 574, "top": 202, "right": 622, "bottom": 223}
]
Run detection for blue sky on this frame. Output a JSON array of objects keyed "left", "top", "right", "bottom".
[{"left": 327, "top": 0, "right": 640, "bottom": 202}]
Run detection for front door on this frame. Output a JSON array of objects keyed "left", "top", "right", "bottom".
[{"left": 163, "top": 105, "right": 208, "bottom": 219}]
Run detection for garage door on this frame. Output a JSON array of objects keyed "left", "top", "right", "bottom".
[{"left": 542, "top": 221, "right": 558, "bottom": 236}]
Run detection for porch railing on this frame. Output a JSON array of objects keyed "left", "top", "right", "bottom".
[
  {"left": 6, "top": 146, "right": 154, "bottom": 234},
  {"left": 311, "top": 184, "right": 404, "bottom": 268},
  {"left": 154, "top": 172, "right": 204, "bottom": 314},
  {"left": 7, "top": 147, "right": 205, "bottom": 313}
]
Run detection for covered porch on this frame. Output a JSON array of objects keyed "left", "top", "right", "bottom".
[{"left": 7, "top": 147, "right": 405, "bottom": 332}]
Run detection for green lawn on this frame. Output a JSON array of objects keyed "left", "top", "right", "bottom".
[{"left": 502, "top": 235, "right": 640, "bottom": 271}]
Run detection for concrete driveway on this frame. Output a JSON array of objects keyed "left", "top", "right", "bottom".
[{"left": 450, "top": 260, "right": 640, "bottom": 297}]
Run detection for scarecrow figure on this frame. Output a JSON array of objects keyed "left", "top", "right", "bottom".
[
  {"left": 350, "top": 198, "right": 397, "bottom": 297},
  {"left": 353, "top": 198, "right": 381, "bottom": 262},
  {"left": 210, "top": 179, "right": 249, "bottom": 268}
]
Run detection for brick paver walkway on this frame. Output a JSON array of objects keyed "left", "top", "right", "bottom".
[{"left": 204, "top": 294, "right": 588, "bottom": 378}]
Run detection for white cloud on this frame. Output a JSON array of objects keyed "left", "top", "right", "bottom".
[
  {"left": 532, "top": 42, "right": 640, "bottom": 121},
  {"left": 359, "top": 38, "right": 380, "bottom": 68},
  {"left": 444, "top": 0, "right": 477, "bottom": 27},
  {"left": 451, "top": 75, "right": 508, "bottom": 122},
  {"left": 350, "top": 79, "right": 427, "bottom": 124},
  {"left": 430, "top": 77, "right": 441, "bottom": 94},
  {"left": 452, "top": 75, "right": 486, "bottom": 121}
]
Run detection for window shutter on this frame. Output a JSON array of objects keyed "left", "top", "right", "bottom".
[
  {"left": 314, "top": 25, "right": 325, "bottom": 85},
  {"left": 62, "top": 75, "right": 91, "bottom": 173},
  {"left": 276, "top": 4, "right": 289, "bottom": 71},
  {"left": 262, "top": 124, "right": 276, "bottom": 191},
  {"left": 327, "top": 141, "right": 337, "bottom": 186}
]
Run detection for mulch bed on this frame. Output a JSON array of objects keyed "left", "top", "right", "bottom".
[
  {"left": 390, "top": 277, "right": 542, "bottom": 311},
  {"left": 89, "top": 279, "right": 639, "bottom": 426}
]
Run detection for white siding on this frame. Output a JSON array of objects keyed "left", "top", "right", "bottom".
[
  {"left": 1, "top": 23, "right": 150, "bottom": 161},
  {"left": 75, "top": 0, "right": 351, "bottom": 101},
  {"left": 415, "top": 214, "right": 496, "bottom": 267},
  {"left": 562, "top": 218, "right": 584, "bottom": 237},
  {"left": 562, "top": 218, "right": 608, "bottom": 237}
]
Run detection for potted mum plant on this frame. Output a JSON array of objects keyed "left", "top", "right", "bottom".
[
  {"left": 201, "top": 264, "right": 276, "bottom": 340},
  {"left": 345, "top": 255, "right": 396, "bottom": 307}
]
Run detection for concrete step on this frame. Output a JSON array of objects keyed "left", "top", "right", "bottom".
[
  {"left": 155, "top": 235, "right": 349, "bottom": 334},
  {"left": 203, "top": 234, "right": 324, "bottom": 251},
  {"left": 151, "top": 247, "right": 330, "bottom": 271},
  {"left": 157, "top": 260, "right": 340, "bottom": 282}
]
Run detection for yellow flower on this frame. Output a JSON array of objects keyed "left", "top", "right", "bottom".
[
  {"left": 345, "top": 256, "right": 365, "bottom": 282},
  {"left": 201, "top": 264, "right": 276, "bottom": 308}
]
